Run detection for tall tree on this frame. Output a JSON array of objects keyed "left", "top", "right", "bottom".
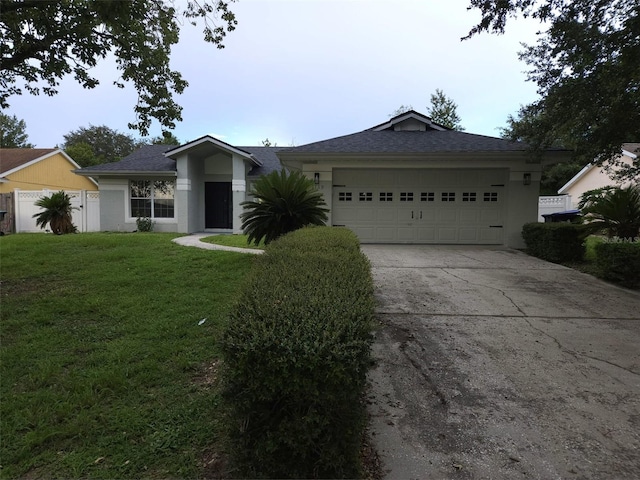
[
  {"left": 150, "top": 132, "right": 180, "bottom": 145},
  {"left": 0, "top": 0, "right": 237, "bottom": 136},
  {"left": 428, "top": 89, "right": 464, "bottom": 131},
  {"left": 62, "top": 125, "right": 144, "bottom": 166},
  {"left": 466, "top": 0, "right": 640, "bottom": 180},
  {"left": 0, "top": 112, "right": 33, "bottom": 148},
  {"left": 389, "top": 105, "right": 414, "bottom": 117},
  {"left": 501, "top": 105, "right": 583, "bottom": 194}
]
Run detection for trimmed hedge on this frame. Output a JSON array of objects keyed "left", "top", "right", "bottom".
[
  {"left": 522, "top": 222, "right": 587, "bottom": 263},
  {"left": 594, "top": 241, "right": 640, "bottom": 288},
  {"left": 221, "top": 226, "right": 375, "bottom": 478}
]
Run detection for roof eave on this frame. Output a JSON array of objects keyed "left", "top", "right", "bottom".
[{"left": 74, "top": 170, "right": 177, "bottom": 177}]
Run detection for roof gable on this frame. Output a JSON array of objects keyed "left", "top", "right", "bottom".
[
  {"left": 370, "top": 110, "right": 448, "bottom": 132},
  {"left": 165, "top": 135, "right": 261, "bottom": 166},
  {"left": 558, "top": 144, "right": 638, "bottom": 194}
]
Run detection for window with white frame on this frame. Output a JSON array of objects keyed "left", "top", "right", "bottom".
[{"left": 130, "top": 180, "right": 175, "bottom": 218}]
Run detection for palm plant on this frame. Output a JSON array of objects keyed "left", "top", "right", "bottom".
[
  {"left": 33, "top": 191, "right": 77, "bottom": 234},
  {"left": 579, "top": 185, "right": 640, "bottom": 238},
  {"left": 241, "top": 170, "right": 329, "bottom": 245}
]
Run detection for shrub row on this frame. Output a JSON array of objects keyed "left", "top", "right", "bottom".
[
  {"left": 220, "top": 226, "right": 375, "bottom": 478},
  {"left": 522, "top": 222, "right": 587, "bottom": 263},
  {"left": 594, "top": 241, "right": 640, "bottom": 288}
]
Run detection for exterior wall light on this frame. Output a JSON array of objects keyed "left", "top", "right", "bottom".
[
  {"left": 314, "top": 172, "right": 320, "bottom": 185},
  {"left": 523, "top": 173, "right": 532, "bottom": 185}
]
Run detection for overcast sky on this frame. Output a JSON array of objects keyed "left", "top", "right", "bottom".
[{"left": 8, "top": 0, "right": 545, "bottom": 149}]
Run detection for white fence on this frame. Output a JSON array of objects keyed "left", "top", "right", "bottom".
[
  {"left": 538, "top": 195, "right": 573, "bottom": 222},
  {"left": 14, "top": 190, "right": 100, "bottom": 233}
]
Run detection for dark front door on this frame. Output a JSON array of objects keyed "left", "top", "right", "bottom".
[{"left": 205, "top": 182, "right": 232, "bottom": 229}]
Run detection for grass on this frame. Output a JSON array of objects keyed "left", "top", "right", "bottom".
[
  {"left": 200, "top": 234, "right": 264, "bottom": 249},
  {"left": 0, "top": 233, "right": 255, "bottom": 479}
]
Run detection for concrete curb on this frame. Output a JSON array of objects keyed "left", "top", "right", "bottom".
[{"left": 171, "top": 234, "right": 264, "bottom": 255}]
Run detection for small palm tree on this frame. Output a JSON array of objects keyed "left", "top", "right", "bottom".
[
  {"left": 241, "top": 170, "right": 329, "bottom": 245},
  {"left": 580, "top": 185, "right": 640, "bottom": 238},
  {"left": 33, "top": 191, "right": 77, "bottom": 234}
]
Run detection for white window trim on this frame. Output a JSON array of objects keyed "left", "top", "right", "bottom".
[{"left": 127, "top": 179, "right": 176, "bottom": 222}]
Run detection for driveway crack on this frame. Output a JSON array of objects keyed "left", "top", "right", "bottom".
[
  {"left": 441, "top": 268, "right": 527, "bottom": 317},
  {"left": 524, "top": 319, "right": 640, "bottom": 377}
]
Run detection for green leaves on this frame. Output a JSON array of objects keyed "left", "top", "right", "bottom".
[
  {"left": 468, "top": 0, "right": 640, "bottom": 178},
  {"left": 62, "top": 125, "right": 144, "bottom": 166},
  {"left": 428, "top": 88, "right": 465, "bottom": 131},
  {"left": 240, "top": 170, "right": 329, "bottom": 245},
  {"left": 0, "top": 112, "right": 33, "bottom": 148},
  {"left": 32, "top": 191, "right": 77, "bottom": 234},
  {"left": 580, "top": 185, "right": 640, "bottom": 239},
  {"left": 0, "top": 0, "right": 237, "bottom": 136},
  {"left": 221, "top": 227, "right": 374, "bottom": 478}
]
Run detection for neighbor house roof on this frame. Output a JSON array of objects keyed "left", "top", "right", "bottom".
[
  {"left": 558, "top": 143, "right": 638, "bottom": 194},
  {"left": 1, "top": 148, "right": 59, "bottom": 175}
]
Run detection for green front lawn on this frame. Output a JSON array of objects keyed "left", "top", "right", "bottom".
[{"left": 0, "top": 233, "right": 254, "bottom": 478}]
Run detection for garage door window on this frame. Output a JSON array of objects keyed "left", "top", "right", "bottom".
[
  {"left": 484, "top": 192, "right": 499, "bottom": 202},
  {"left": 359, "top": 192, "right": 373, "bottom": 202},
  {"left": 421, "top": 192, "right": 435, "bottom": 202},
  {"left": 462, "top": 192, "right": 477, "bottom": 202},
  {"left": 339, "top": 192, "right": 352, "bottom": 201},
  {"left": 400, "top": 192, "right": 414, "bottom": 202},
  {"left": 380, "top": 192, "right": 393, "bottom": 202},
  {"left": 442, "top": 192, "right": 456, "bottom": 202}
]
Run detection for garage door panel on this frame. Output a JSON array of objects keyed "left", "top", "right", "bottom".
[
  {"left": 438, "top": 228, "right": 457, "bottom": 242},
  {"left": 417, "top": 227, "right": 436, "bottom": 241},
  {"left": 332, "top": 168, "right": 506, "bottom": 244},
  {"left": 459, "top": 228, "right": 479, "bottom": 243},
  {"left": 479, "top": 227, "right": 502, "bottom": 243},
  {"left": 376, "top": 209, "right": 397, "bottom": 222},
  {"left": 375, "top": 227, "right": 397, "bottom": 242},
  {"left": 437, "top": 210, "right": 458, "bottom": 222},
  {"left": 397, "top": 227, "right": 415, "bottom": 241},
  {"left": 480, "top": 210, "right": 502, "bottom": 223}
]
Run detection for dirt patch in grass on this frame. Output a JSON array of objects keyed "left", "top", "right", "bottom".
[{"left": 193, "top": 359, "right": 221, "bottom": 391}]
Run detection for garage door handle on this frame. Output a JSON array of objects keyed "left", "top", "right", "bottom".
[{"left": 411, "top": 211, "right": 414, "bottom": 219}]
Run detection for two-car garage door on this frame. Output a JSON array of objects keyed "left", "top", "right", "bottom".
[{"left": 331, "top": 168, "right": 507, "bottom": 244}]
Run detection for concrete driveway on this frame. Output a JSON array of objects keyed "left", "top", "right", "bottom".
[{"left": 362, "top": 245, "right": 640, "bottom": 480}]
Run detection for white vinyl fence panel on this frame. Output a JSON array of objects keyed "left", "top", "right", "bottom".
[
  {"left": 15, "top": 189, "right": 100, "bottom": 233},
  {"left": 538, "top": 195, "right": 573, "bottom": 222}
]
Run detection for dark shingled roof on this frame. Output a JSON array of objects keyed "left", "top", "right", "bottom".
[
  {"left": 76, "top": 144, "right": 285, "bottom": 175},
  {"left": 241, "top": 146, "right": 286, "bottom": 176},
  {"left": 281, "top": 129, "right": 536, "bottom": 155},
  {"left": 77, "top": 144, "right": 177, "bottom": 173}
]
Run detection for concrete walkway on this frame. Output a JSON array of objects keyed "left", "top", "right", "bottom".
[
  {"left": 362, "top": 245, "right": 640, "bottom": 480},
  {"left": 171, "top": 233, "right": 264, "bottom": 255}
]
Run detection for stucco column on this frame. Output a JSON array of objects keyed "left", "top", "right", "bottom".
[{"left": 231, "top": 154, "right": 246, "bottom": 233}]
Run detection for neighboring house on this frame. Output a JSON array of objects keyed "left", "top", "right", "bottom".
[
  {"left": 0, "top": 148, "right": 100, "bottom": 233},
  {"left": 558, "top": 143, "right": 638, "bottom": 209},
  {"left": 0, "top": 148, "right": 98, "bottom": 193},
  {"left": 75, "top": 110, "right": 568, "bottom": 248}
]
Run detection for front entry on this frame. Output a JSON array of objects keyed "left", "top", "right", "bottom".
[{"left": 205, "top": 182, "right": 232, "bottom": 229}]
